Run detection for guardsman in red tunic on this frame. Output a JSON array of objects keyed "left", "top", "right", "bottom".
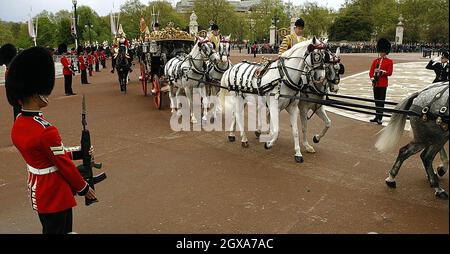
[
  {"left": 369, "top": 38, "right": 394, "bottom": 124},
  {"left": 59, "top": 43, "right": 76, "bottom": 96},
  {"left": 100, "top": 46, "right": 106, "bottom": 69},
  {"left": 87, "top": 47, "right": 94, "bottom": 76},
  {"left": 0, "top": 43, "right": 19, "bottom": 120},
  {"left": 94, "top": 47, "right": 100, "bottom": 72},
  {"left": 5, "top": 47, "right": 96, "bottom": 234},
  {"left": 77, "top": 46, "right": 89, "bottom": 84}
]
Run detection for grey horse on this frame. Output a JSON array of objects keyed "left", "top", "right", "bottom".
[{"left": 375, "top": 81, "right": 449, "bottom": 199}]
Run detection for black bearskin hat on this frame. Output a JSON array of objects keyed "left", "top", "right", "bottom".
[
  {"left": 5, "top": 47, "right": 55, "bottom": 106},
  {"left": 211, "top": 24, "right": 219, "bottom": 31},
  {"left": 86, "top": 46, "right": 92, "bottom": 53},
  {"left": 442, "top": 51, "right": 449, "bottom": 59},
  {"left": 295, "top": 18, "right": 305, "bottom": 28},
  {"left": 0, "top": 43, "right": 17, "bottom": 66},
  {"left": 77, "top": 46, "right": 84, "bottom": 55},
  {"left": 377, "top": 38, "right": 391, "bottom": 54},
  {"left": 57, "top": 43, "right": 68, "bottom": 54},
  {"left": 98, "top": 46, "right": 104, "bottom": 51}
]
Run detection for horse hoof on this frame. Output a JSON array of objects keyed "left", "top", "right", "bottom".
[
  {"left": 255, "top": 131, "right": 261, "bottom": 138},
  {"left": 228, "top": 136, "right": 236, "bottom": 142},
  {"left": 385, "top": 180, "right": 396, "bottom": 188},
  {"left": 435, "top": 191, "right": 449, "bottom": 200},
  {"left": 241, "top": 142, "right": 249, "bottom": 148},
  {"left": 295, "top": 156, "right": 304, "bottom": 163},
  {"left": 437, "top": 166, "right": 446, "bottom": 177},
  {"left": 264, "top": 143, "right": 271, "bottom": 150},
  {"left": 313, "top": 136, "right": 320, "bottom": 143},
  {"left": 306, "top": 146, "right": 316, "bottom": 153}
]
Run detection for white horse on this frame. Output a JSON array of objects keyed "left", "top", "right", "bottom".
[
  {"left": 220, "top": 37, "right": 326, "bottom": 162},
  {"left": 299, "top": 47, "right": 345, "bottom": 153},
  {"left": 164, "top": 37, "right": 220, "bottom": 123},
  {"left": 201, "top": 35, "right": 232, "bottom": 122}
]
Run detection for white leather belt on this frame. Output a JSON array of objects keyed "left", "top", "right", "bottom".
[{"left": 27, "top": 164, "right": 58, "bottom": 175}]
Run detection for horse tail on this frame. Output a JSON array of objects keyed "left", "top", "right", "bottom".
[{"left": 375, "top": 92, "right": 419, "bottom": 153}]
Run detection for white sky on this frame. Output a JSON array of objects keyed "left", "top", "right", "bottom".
[{"left": 0, "top": 0, "right": 347, "bottom": 22}]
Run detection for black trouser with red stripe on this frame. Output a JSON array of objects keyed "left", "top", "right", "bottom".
[
  {"left": 373, "top": 86, "right": 387, "bottom": 120},
  {"left": 81, "top": 69, "right": 88, "bottom": 84},
  {"left": 64, "top": 74, "right": 74, "bottom": 94},
  {"left": 38, "top": 208, "right": 73, "bottom": 234}
]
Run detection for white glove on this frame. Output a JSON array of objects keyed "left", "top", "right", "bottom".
[{"left": 433, "top": 56, "right": 441, "bottom": 62}]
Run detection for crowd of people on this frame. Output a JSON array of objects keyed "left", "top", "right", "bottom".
[{"left": 230, "top": 40, "right": 448, "bottom": 56}]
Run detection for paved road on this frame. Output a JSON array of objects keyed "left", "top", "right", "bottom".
[{"left": 0, "top": 53, "right": 447, "bottom": 233}]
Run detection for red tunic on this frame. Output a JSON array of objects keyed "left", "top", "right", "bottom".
[
  {"left": 78, "top": 55, "right": 86, "bottom": 70},
  {"left": 93, "top": 52, "right": 99, "bottom": 62},
  {"left": 100, "top": 51, "right": 106, "bottom": 60},
  {"left": 11, "top": 110, "right": 88, "bottom": 214},
  {"left": 87, "top": 54, "right": 93, "bottom": 65},
  {"left": 60, "top": 55, "right": 72, "bottom": 76},
  {"left": 369, "top": 57, "right": 394, "bottom": 88}
]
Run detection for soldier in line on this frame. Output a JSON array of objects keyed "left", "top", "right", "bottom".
[
  {"left": 5, "top": 47, "right": 96, "bottom": 234},
  {"left": 58, "top": 43, "right": 76, "bottom": 96},
  {"left": 78, "top": 47, "right": 90, "bottom": 84},
  {"left": 87, "top": 47, "right": 94, "bottom": 76},
  {"left": 94, "top": 47, "right": 100, "bottom": 72}
]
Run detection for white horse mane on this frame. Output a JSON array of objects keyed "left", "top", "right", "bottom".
[{"left": 281, "top": 38, "right": 314, "bottom": 58}]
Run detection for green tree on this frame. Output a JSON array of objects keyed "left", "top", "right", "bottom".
[
  {"left": 249, "top": 0, "right": 288, "bottom": 42},
  {"left": 193, "top": 0, "right": 238, "bottom": 36},
  {"left": 329, "top": 8, "right": 373, "bottom": 41},
  {"left": 119, "top": 0, "right": 146, "bottom": 40},
  {"left": 35, "top": 11, "right": 58, "bottom": 47},
  {"left": 298, "top": 2, "right": 333, "bottom": 38},
  {"left": 0, "top": 21, "right": 14, "bottom": 46}
]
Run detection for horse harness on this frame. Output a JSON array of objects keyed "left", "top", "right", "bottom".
[{"left": 410, "top": 84, "right": 449, "bottom": 131}]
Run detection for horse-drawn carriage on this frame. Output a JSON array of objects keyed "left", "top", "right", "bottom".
[{"left": 138, "top": 24, "right": 195, "bottom": 109}]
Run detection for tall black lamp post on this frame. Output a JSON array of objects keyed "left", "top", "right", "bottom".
[{"left": 72, "top": 0, "right": 79, "bottom": 48}]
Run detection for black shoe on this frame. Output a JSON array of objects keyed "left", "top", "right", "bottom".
[
  {"left": 66, "top": 93, "right": 77, "bottom": 96},
  {"left": 369, "top": 118, "right": 378, "bottom": 123}
]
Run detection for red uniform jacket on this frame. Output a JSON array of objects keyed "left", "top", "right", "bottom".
[
  {"left": 60, "top": 55, "right": 73, "bottom": 76},
  {"left": 93, "top": 52, "right": 99, "bottom": 62},
  {"left": 369, "top": 56, "right": 394, "bottom": 88},
  {"left": 78, "top": 55, "right": 86, "bottom": 70},
  {"left": 100, "top": 51, "right": 106, "bottom": 61},
  {"left": 11, "top": 110, "right": 89, "bottom": 214},
  {"left": 87, "top": 54, "right": 93, "bottom": 65}
]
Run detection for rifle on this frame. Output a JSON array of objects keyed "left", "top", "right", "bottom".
[
  {"left": 77, "top": 95, "right": 107, "bottom": 206},
  {"left": 372, "top": 57, "right": 383, "bottom": 87}
]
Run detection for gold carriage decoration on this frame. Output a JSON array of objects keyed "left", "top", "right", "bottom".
[
  {"left": 278, "top": 28, "right": 289, "bottom": 38},
  {"left": 148, "top": 22, "right": 195, "bottom": 42}
]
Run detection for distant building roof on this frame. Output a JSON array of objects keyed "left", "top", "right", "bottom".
[{"left": 176, "top": 0, "right": 260, "bottom": 13}]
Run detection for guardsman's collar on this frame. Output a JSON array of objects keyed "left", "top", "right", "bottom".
[{"left": 21, "top": 109, "right": 43, "bottom": 117}]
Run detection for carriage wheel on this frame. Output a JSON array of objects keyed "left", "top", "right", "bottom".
[
  {"left": 152, "top": 74, "right": 162, "bottom": 110},
  {"left": 140, "top": 63, "right": 147, "bottom": 96}
]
